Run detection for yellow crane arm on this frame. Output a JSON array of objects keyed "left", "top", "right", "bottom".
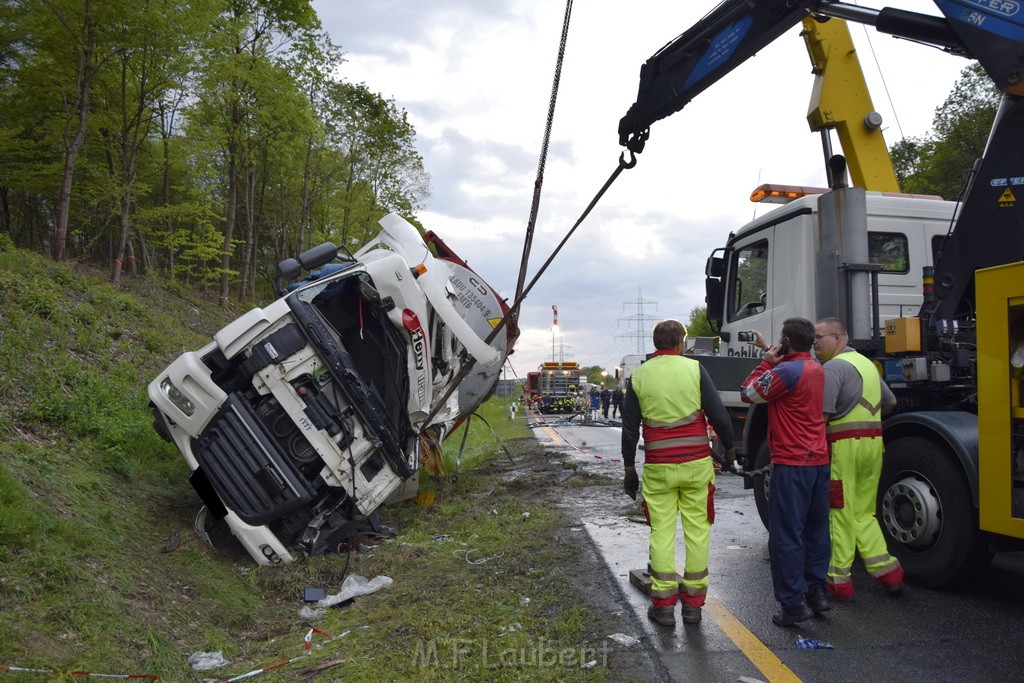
[{"left": 802, "top": 17, "right": 900, "bottom": 192}]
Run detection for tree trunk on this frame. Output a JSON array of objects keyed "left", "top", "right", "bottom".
[
  {"left": 138, "top": 227, "right": 150, "bottom": 273},
  {"left": 156, "top": 100, "right": 177, "bottom": 276},
  {"left": 52, "top": 0, "right": 96, "bottom": 261},
  {"left": 299, "top": 137, "right": 313, "bottom": 252},
  {"left": 219, "top": 144, "right": 238, "bottom": 308},
  {"left": 239, "top": 166, "right": 255, "bottom": 299},
  {"left": 125, "top": 238, "right": 137, "bottom": 275},
  {"left": 252, "top": 153, "right": 268, "bottom": 297},
  {"left": 111, "top": 191, "right": 130, "bottom": 284},
  {"left": 0, "top": 186, "right": 10, "bottom": 236}
]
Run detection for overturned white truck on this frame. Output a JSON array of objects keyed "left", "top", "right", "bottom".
[{"left": 149, "top": 213, "right": 514, "bottom": 565}]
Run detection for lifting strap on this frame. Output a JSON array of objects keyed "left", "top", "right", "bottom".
[{"left": 421, "top": 151, "right": 637, "bottom": 428}]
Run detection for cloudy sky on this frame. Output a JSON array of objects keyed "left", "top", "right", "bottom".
[{"left": 310, "top": 0, "right": 969, "bottom": 380}]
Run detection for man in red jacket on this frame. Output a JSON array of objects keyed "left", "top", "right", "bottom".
[{"left": 741, "top": 317, "right": 830, "bottom": 627}]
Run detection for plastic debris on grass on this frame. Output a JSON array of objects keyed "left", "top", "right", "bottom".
[
  {"left": 189, "top": 650, "right": 231, "bottom": 671},
  {"left": 607, "top": 633, "right": 640, "bottom": 647},
  {"left": 298, "top": 575, "right": 393, "bottom": 618}
]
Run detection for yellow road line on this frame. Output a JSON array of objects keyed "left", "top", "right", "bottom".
[
  {"left": 542, "top": 425, "right": 564, "bottom": 444},
  {"left": 529, "top": 408, "right": 564, "bottom": 445},
  {"left": 702, "top": 592, "right": 802, "bottom": 683}
]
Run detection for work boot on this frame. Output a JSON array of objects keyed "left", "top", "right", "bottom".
[
  {"left": 826, "top": 584, "right": 855, "bottom": 602},
  {"left": 681, "top": 604, "right": 702, "bottom": 624},
  {"left": 885, "top": 582, "right": 905, "bottom": 596},
  {"left": 806, "top": 588, "right": 831, "bottom": 615},
  {"left": 647, "top": 605, "right": 676, "bottom": 627},
  {"left": 771, "top": 602, "right": 814, "bottom": 627}
]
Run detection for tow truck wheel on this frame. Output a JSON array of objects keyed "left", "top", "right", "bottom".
[
  {"left": 879, "top": 436, "right": 991, "bottom": 588},
  {"left": 752, "top": 441, "right": 771, "bottom": 529}
]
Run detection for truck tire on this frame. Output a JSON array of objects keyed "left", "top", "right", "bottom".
[
  {"left": 752, "top": 441, "right": 771, "bottom": 529},
  {"left": 878, "top": 436, "right": 991, "bottom": 588}
]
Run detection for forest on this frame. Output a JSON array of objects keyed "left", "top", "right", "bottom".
[{"left": 0, "top": 0, "right": 429, "bottom": 305}]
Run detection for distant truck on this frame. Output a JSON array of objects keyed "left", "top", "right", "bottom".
[
  {"left": 529, "top": 361, "right": 582, "bottom": 414},
  {"left": 524, "top": 371, "right": 543, "bottom": 409},
  {"left": 614, "top": 354, "right": 646, "bottom": 385}
]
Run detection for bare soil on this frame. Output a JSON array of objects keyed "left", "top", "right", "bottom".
[{"left": 482, "top": 440, "right": 671, "bottom": 682}]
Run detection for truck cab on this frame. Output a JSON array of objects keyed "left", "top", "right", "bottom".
[{"left": 707, "top": 188, "right": 955, "bottom": 372}]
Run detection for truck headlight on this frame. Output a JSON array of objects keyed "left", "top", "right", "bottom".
[{"left": 160, "top": 377, "right": 196, "bottom": 417}]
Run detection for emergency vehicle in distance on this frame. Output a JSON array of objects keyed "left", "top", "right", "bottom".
[
  {"left": 619, "top": 0, "right": 1024, "bottom": 587},
  {"left": 525, "top": 361, "right": 583, "bottom": 414},
  {"left": 148, "top": 213, "right": 515, "bottom": 566},
  {"left": 614, "top": 354, "right": 646, "bottom": 385}
]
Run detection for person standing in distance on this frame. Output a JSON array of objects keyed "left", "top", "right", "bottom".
[
  {"left": 621, "top": 320, "right": 736, "bottom": 627},
  {"left": 741, "top": 318, "right": 830, "bottom": 627},
  {"left": 814, "top": 317, "right": 904, "bottom": 599}
]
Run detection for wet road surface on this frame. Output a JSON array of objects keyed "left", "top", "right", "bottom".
[{"left": 526, "top": 408, "right": 1024, "bottom": 683}]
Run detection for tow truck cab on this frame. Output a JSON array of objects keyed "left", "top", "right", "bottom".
[{"left": 707, "top": 188, "right": 955, "bottom": 378}]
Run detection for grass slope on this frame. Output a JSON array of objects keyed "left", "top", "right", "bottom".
[{"left": 0, "top": 246, "right": 617, "bottom": 682}]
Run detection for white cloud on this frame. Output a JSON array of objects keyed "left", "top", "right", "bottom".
[{"left": 313, "top": 0, "right": 970, "bottom": 376}]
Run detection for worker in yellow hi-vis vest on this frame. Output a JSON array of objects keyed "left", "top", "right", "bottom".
[
  {"left": 814, "top": 317, "right": 904, "bottom": 600},
  {"left": 621, "top": 320, "right": 736, "bottom": 627}
]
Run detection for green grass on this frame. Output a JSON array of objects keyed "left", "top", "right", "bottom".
[{"left": 0, "top": 248, "right": 610, "bottom": 681}]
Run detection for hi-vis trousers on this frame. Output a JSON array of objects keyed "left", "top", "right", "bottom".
[
  {"left": 827, "top": 436, "right": 903, "bottom": 598},
  {"left": 642, "top": 457, "right": 715, "bottom": 608}
]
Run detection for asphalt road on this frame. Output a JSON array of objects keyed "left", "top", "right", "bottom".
[{"left": 527, "top": 409, "right": 1024, "bottom": 683}]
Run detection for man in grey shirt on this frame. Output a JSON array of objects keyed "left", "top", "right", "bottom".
[{"left": 814, "top": 317, "right": 904, "bottom": 600}]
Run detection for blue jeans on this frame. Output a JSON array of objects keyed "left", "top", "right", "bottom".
[{"left": 768, "top": 463, "right": 831, "bottom": 608}]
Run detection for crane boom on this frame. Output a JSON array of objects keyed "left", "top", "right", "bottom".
[
  {"left": 801, "top": 17, "right": 900, "bottom": 192},
  {"left": 619, "top": 0, "right": 1024, "bottom": 153},
  {"left": 617, "top": 0, "right": 808, "bottom": 151}
]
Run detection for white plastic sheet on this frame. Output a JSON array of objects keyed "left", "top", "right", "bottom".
[
  {"left": 317, "top": 574, "right": 393, "bottom": 608},
  {"left": 188, "top": 650, "right": 230, "bottom": 671}
]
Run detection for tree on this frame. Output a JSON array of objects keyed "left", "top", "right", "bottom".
[
  {"left": 685, "top": 305, "right": 714, "bottom": 338},
  {"left": 580, "top": 365, "right": 610, "bottom": 385},
  {"left": 0, "top": 0, "right": 432, "bottom": 293},
  {"left": 323, "top": 81, "right": 430, "bottom": 248},
  {"left": 187, "top": 0, "right": 319, "bottom": 307},
  {"left": 890, "top": 63, "right": 1001, "bottom": 199},
  {"left": 95, "top": 0, "right": 202, "bottom": 283}
]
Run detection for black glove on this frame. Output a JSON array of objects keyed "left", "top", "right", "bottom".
[
  {"left": 723, "top": 448, "right": 738, "bottom": 473},
  {"left": 623, "top": 466, "right": 639, "bottom": 500}
]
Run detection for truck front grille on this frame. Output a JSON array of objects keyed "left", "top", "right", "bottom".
[{"left": 193, "top": 393, "right": 316, "bottom": 526}]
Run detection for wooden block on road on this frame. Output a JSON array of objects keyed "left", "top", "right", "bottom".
[{"left": 629, "top": 568, "right": 682, "bottom": 595}]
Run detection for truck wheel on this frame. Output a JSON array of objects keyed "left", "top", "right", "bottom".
[
  {"left": 752, "top": 441, "right": 771, "bottom": 529},
  {"left": 878, "top": 436, "right": 991, "bottom": 588}
]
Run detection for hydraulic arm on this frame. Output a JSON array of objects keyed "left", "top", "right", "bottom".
[
  {"left": 619, "top": 0, "right": 1024, "bottom": 326},
  {"left": 619, "top": 0, "right": 1024, "bottom": 154}
]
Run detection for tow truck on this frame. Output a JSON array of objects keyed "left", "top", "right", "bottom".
[
  {"left": 619, "top": 0, "right": 1024, "bottom": 586},
  {"left": 149, "top": 213, "right": 516, "bottom": 565}
]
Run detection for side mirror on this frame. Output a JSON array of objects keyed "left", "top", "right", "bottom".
[
  {"left": 705, "top": 277, "right": 724, "bottom": 329},
  {"left": 277, "top": 258, "right": 301, "bottom": 282},
  {"left": 299, "top": 242, "right": 338, "bottom": 271},
  {"left": 706, "top": 249, "right": 726, "bottom": 278}
]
